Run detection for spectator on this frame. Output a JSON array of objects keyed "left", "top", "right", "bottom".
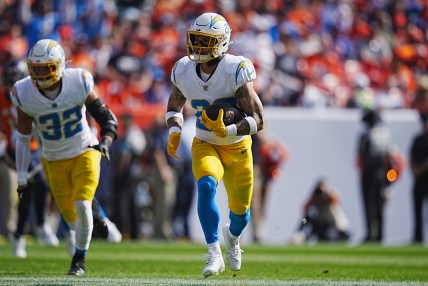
[
  {"left": 1, "top": 60, "right": 59, "bottom": 259},
  {"left": 0, "top": 62, "right": 18, "bottom": 239},
  {"left": 409, "top": 112, "right": 428, "bottom": 243},
  {"left": 356, "top": 109, "right": 392, "bottom": 242},
  {"left": 289, "top": 178, "right": 351, "bottom": 244},
  {"left": 251, "top": 130, "right": 288, "bottom": 243},
  {"left": 146, "top": 115, "right": 176, "bottom": 240},
  {"left": 171, "top": 104, "right": 196, "bottom": 240},
  {"left": 111, "top": 113, "right": 146, "bottom": 239}
]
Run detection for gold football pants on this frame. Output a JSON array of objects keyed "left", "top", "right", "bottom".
[
  {"left": 192, "top": 136, "right": 253, "bottom": 215},
  {"left": 42, "top": 150, "right": 101, "bottom": 224}
]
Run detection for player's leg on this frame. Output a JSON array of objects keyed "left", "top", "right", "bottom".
[
  {"left": 67, "top": 150, "right": 101, "bottom": 276},
  {"left": 92, "top": 198, "right": 108, "bottom": 239},
  {"left": 42, "top": 156, "right": 76, "bottom": 260},
  {"left": 0, "top": 159, "right": 22, "bottom": 257},
  {"left": 12, "top": 180, "right": 32, "bottom": 258},
  {"left": 92, "top": 197, "right": 122, "bottom": 243},
  {"left": 32, "top": 168, "right": 59, "bottom": 247},
  {"left": 192, "top": 138, "right": 225, "bottom": 277},
  {"left": 221, "top": 136, "right": 253, "bottom": 271}
]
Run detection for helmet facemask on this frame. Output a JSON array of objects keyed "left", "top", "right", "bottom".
[
  {"left": 187, "top": 31, "right": 227, "bottom": 63},
  {"left": 27, "top": 62, "right": 63, "bottom": 89}
]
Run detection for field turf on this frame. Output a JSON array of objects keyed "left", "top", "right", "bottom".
[{"left": 0, "top": 237, "right": 427, "bottom": 285}]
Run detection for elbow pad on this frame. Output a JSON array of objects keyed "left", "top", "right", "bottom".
[
  {"left": 16, "top": 132, "right": 32, "bottom": 186},
  {"left": 86, "top": 98, "right": 118, "bottom": 141}
]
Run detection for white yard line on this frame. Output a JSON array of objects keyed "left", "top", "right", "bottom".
[{"left": 1, "top": 278, "right": 428, "bottom": 286}]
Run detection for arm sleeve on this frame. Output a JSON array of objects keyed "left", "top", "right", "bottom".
[{"left": 16, "top": 132, "right": 32, "bottom": 186}]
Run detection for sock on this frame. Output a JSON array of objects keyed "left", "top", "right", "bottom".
[
  {"left": 74, "top": 200, "right": 93, "bottom": 253},
  {"left": 197, "top": 176, "right": 219, "bottom": 244},
  {"left": 229, "top": 209, "right": 251, "bottom": 237}
]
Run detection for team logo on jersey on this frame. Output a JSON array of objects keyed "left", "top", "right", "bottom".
[{"left": 235, "top": 60, "right": 254, "bottom": 84}]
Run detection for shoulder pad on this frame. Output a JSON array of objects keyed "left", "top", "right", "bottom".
[
  {"left": 66, "top": 68, "right": 94, "bottom": 95},
  {"left": 171, "top": 56, "right": 190, "bottom": 84},
  {"left": 223, "top": 55, "right": 256, "bottom": 85},
  {"left": 9, "top": 84, "right": 21, "bottom": 107},
  {"left": 81, "top": 69, "right": 94, "bottom": 94}
]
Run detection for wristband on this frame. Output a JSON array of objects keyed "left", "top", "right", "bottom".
[
  {"left": 244, "top": 116, "right": 258, "bottom": 135},
  {"left": 165, "top": 111, "right": 184, "bottom": 125},
  {"left": 169, "top": 126, "right": 182, "bottom": 135},
  {"left": 17, "top": 172, "right": 28, "bottom": 186},
  {"left": 226, "top": 124, "right": 237, "bottom": 136}
]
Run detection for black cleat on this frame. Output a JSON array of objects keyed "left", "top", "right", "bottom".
[
  {"left": 93, "top": 217, "right": 109, "bottom": 239},
  {"left": 68, "top": 253, "right": 86, "bottom": 276},
  {"left": 92, "top": 200, "right": 109, "bottom": 239}
]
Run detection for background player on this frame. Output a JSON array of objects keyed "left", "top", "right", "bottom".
[
  {"left": 11, "top": 39, "right": 118, "bottom": 275},
  {"left": 165, "top": 13, "right": 264, "bottom": 277}
]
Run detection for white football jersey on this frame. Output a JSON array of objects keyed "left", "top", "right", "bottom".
[
  {"left": 10, "top": 68, "right": 98, "bottom": 161},
  {"left": 171, "top": 54, "right": 256, "bottom": 145}
]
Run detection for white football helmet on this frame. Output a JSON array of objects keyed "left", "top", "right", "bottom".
[
  {"left": 187, "top": 12, "right": 232, "bottom": 63},
  {"left": 27, "top": 39, "right": 66, "bottom": 89}
]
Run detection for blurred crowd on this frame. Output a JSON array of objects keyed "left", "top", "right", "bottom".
[
  {"left": 1, "top": 0, "right": 428, "bottom": 117},
  {"left": 1, "top": 0, "right": 428, "bottom": 243}
]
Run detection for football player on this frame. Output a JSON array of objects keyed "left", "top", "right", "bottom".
[
  {"left": 165, "top": 13, "right": 264, "bottom": 277},
  {"left": 10, "top": 39, "right": 118, "bottom": 276}
]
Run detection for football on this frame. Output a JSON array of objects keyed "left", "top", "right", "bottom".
[{"left": 204, "top": 103, "right": 245, "bottom": 126}]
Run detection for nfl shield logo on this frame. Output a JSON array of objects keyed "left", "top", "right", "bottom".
[{"left": 203, "top": 85, "right": 209, "bottom": 91}]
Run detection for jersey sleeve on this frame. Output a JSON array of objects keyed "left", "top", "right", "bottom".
[
  {"left": 9, "top": 85, "right": 22, "bottom": 108},
  {"left": 170, "top": 56, "right": 189, "bottom": 87},
  {"left": 80, "top": 69, "right": 95, "bottom": 96},
  {"left": 234, "top": 59, "right": 256, "bottom": 91},
  {"left": 171, "top": 60, "right": 179, "bottom": 86}
]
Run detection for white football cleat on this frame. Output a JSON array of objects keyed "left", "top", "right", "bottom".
[
  {"left": 105, "top": 218, "right": 122, "bottom": 243},
  {"left": 38, "top": 223, "right": 59, "bottom": 247},
  {"left": 13, "top": 236, "right": 27, "bottom": 258},
  {"left": 202, "top": 250, "right": 225, "bottom": 278},
  {"left": 222, "top": 224, "right": 243, "bottom": 271}
]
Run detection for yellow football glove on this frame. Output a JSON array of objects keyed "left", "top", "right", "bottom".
[
  {"left": 201, "top": 109, "right": 227, "bottom": 138},
  {"left": 167, "top": 130, "right": 181, "bottom": 159}
]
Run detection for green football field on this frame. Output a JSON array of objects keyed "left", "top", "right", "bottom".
[{"left": 0, "top": 237, "right": 427, "bottom": 286}]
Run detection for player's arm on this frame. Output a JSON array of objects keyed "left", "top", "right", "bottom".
[
  {"left": 235, "top": 81, "right": 264, "bottom": 136},
  {"left": 166, "top": 85, "right": 187, "bottom": 130},
  {"left": 15, "top": 107, "right": 33, "bottom": 188},
  {"left": 165, "top": 85, "right": 187, "bottom": 159},
  {"left": 85, "top": 89, "right": 118, "bottom": 161}
]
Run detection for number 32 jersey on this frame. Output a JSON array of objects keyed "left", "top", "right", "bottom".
[{"left": 10, "top": 68, "right": 98, "bottom": 161}]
